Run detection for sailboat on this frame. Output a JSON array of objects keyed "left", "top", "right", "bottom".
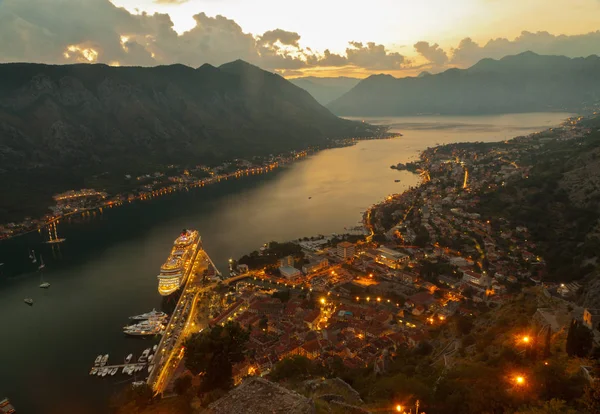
[{"left": 39, "top": 262, "right": 50, "bottom": 289}]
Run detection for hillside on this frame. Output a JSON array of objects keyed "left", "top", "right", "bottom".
[
  {"left": 289, "top": 77, "right": 360, "bottom": 105},
  {"left": 327, "top": 52, "right": 600, "bottom": 116},
  {"left": 0, "top": 61, "right": 380, "bottom": 221}
]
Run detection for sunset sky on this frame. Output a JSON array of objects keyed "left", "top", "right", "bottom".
[{"left": 1, "top": 0, "right": 600, "bottom": 78}]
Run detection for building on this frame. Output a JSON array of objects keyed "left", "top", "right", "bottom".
[
  {"left": 302, "top": 255, "right": 329, "bottom": 274},
  {"left": 375, "top": 247, "right": 409, "bottom": 269},
  {"left": 337, "top": 242, "right": 355, "bottom": 260},
  {"left": 279, "top": 265, "right": 302, "bottom": 279},
  {"left": 583, "top": 308, "right": 600, "bottom": 331},
  {"left": 279, "top": 256, "right": 294, "bottom": 268}
]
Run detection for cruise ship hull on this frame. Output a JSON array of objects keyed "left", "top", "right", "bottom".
[{"left": 157, "top": 229, "right": 201, "bottom": 296}]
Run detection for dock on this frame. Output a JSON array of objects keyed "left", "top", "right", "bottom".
[
  {"left": 148, "top": 247, "right": 219, "bottom": 393},
  {"left": 1, "top": 398, "right": 16, "bottom": 414}
]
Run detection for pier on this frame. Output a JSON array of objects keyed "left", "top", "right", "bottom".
[{"left": 148, "top": 246, "right": 220, "bottom": 393}]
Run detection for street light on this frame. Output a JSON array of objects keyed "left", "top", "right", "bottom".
[
  {"left": 320, "top": 298, "right": 326, "bottom": 305},
  {"left": 395, "top": 404, "right": 402, "bottom": 412},
  {"left": 514, "top": 375, "right": 525, "bottom": 386}
]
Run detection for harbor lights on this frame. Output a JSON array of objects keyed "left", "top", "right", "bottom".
[
  {"left": 320, "top": 298, "right": 326, "bottom": 305},
  {"left": 395, "top": 404, "right": 403, "bottom": 412},
  {"left": 514, "top": 375, "right": 526, "bottom": 386}
]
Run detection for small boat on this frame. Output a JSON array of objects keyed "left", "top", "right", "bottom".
[
  {"left": 100, "top": 354, "right": 109, "bottom": 367},
  {"left": 138, "top": 348, "right": 151, "bottom": 362},
  {"left": 94, "top": 355, "right": 102, "bottom": 366},
  {"left": 24, "top": 298, "right": 33, "bottom": 306},
  {"left": 152, "top": 345, "right": 158, "bottom": 352},
  {"left": 125, "top": 354, "right": 133, "bottom": 364},
  {"left": 148, "top": 365, "right": 154, "bottom": 373},
  {"left": 122, "top": 366, "right": 129, "bottom": 374},
  {"left": 101, "top": 368, "right": 108, "bottom": 377},
  {"left": 126, "top": 366, "right": 134, "bottom": 376},
  {"left": 39, "top": 265, "right": 50, "bottom": 289},
  {"left": 135, "top": 365, "right": 143, "bottom": 372},
  {"left": 148, "top": 354, "right": 154, "bottom": 363},
  {"left": 394, "top": 179, "right": 401, "bottom": 183},
  {"left": 308, "top": 196, "right": 312, "bottom": 199},
  {"left": 38, "top": 255, "right": 46, "bottom": 271},
  {"left": 132, "top": 381, "right": 145, "bottom": 388},
  {"left": 28, "top": 249, "right": 34, "bottom": 260},
  {"left": 110, "top": 368, "right": 118, "bottom": 376},
  {"left": 89, "top": 367, "right": 98, "bottom": 375},
  {"left": 31, "top": 250, "right": 37, "bottom": 264},
  {"left": 1, "top": 397, "right": 16, "bottom": 414}
]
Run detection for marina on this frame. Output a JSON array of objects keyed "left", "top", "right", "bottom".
[{"left": 89, "top": 346, "right": 159, "bottom": 378}]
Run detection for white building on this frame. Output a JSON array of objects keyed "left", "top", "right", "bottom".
[
  {"left": 375, "top": 247, "right": 409, "bottom": 269},
  {"left": 279, "top": 265, "right": 302, "bottom": 279}
]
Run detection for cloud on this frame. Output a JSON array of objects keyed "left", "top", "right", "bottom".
[
  {"left": 2, "top": 0, "right": 599, "bottom": 78},
  {"left": 154, "top": 0, "right": 190, "bottom": 4},
  {"left": 450, "top": 30, "right": 600, "bottom": 66},
  {"left": 345, "top": 41, "right": 408, "bottom": 69},
  {"left": 413, "top": 41, "right": 448, "bottom": 66},
  {"left": 258, "top": 29, "right": 301, "bottom": 48},
  {"left": 0, "top": 0, "right": 408, "bottom": 74}
]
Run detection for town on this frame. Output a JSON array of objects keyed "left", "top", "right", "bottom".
[
  {"left": 113, "top": 112, "right": 600, "bottom": 414},
  {"left": 182, "top": 113, "right": 600, "bottom": 386}
]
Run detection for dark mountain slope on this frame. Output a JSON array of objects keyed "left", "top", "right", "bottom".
[
  {"left": 288, "top": 76, "right": 360, "bottom": 105},
  {"left": 328, "top": 52, "right": 600, "bottom": 116},
  {"left": 0, "top": 61, "right": 381, "bottom": 220}
]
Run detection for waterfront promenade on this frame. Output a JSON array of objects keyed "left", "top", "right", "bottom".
[{"left": 148, "top": 246, "right": 207, "bottom": 392}]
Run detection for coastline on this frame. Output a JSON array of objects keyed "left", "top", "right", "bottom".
[{"left": 0, "top": 133, "right": 400, "bottom": 242}]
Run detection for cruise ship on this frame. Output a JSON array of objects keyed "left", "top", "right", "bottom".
[{"left": 157, "top": 229, "right": 201, "bottom": 296}]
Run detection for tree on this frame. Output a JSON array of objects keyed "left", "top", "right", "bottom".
[
  {"left": 258, "top": 316, "right": 268, "bottom": 331},
  {"left": 184, "top": 322, "right": 249, "bottom": 392},
  {"left": 514, "top": 399, "right": 578, "bottom": 414},
  {"left": 566, "top": 319, "right": 593, "bottom": 358},
  {"left": 174, "top": 375, "right": 193, "bottom": 395},
  {"left": 269, "top": 355, "right": 322, "bottom": 382},
  {"left": 454, "top": 315, "right": 474, "bottom": 336},
  {"left": 581, "top": 378, "right": 600, "bottom": 413}
]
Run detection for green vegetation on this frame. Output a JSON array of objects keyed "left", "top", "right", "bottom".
[
  {"left": 480, "top": 129, "right": 600, "bottom": 282},
  {"left": 238, "top": 241, "right": 304, "bottom": 270},
  {"left": 183, "top": 322, "right": 249, "bottom": 392},
  {"left": 566, "top": 319, "right": 593, "bottom": 358}
]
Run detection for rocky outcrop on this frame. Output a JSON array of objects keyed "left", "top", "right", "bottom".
[{"left": 203, "top": 378, "right": 315, "bottom": 414}]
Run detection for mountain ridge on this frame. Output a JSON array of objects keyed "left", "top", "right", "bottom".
[
  {"left": 0, "top": 60, "right": 382, "bottom": 221},
  {"left": 328, "top": 52, "right": 600, "bottom": 116}
]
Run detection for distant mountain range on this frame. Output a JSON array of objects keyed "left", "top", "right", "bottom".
[
  {"left": 327, "top": 52, "right": 600, "bottom": 116},
  {"left": 0, "top": 60, "right": 381, "bottom": 220},
  {"left": 289, "top": 77, "right": 360, "bottom": 105}
]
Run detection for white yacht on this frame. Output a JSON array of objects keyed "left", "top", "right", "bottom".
[
  {"left": 94, "top": 355, "right": 102, "bottom": 366},
  {"left": 125, "top": 354, "right": 133, "bottom": 364},
  {"left": 100, "top": 354, "right": 109, "bottom": 367},
  {"left": 129, "top": 309, "right": 167, "bottom": 321},
  {"left": 152, "top": 345, "right": 158, "bottom": 352},
  {"left": 123, "top": 320, "right": 164, "bottom": 336}
]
